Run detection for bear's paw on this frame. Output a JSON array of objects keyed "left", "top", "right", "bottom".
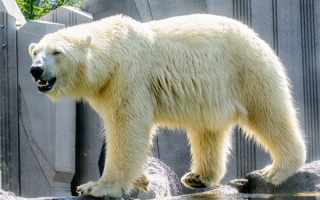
[
  {"left": 76, "top": 181, "right": 123, "bottom": 197},
  {"left": 181, "top": 173, "right": 216, "bottom": 189},
  {"left": 262, "top": 164, "right": 300, "bottom": 186}
]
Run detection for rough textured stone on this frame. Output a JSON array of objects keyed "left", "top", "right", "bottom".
[{"left": 228, "top": 161, "right": 320, "bottom": 193}]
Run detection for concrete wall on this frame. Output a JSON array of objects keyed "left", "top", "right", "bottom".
[
  {"left": 0, "top": 0, "right": 26, "bottom": 27},
  {"left": 0, "top": 11, "right": 19, "bottom": 194},
  {"left": 18, "top": 20, "right": 66, "bottom": 197},
  {"left": 80, "top": 0, "right": 320, "bottom": 198}
]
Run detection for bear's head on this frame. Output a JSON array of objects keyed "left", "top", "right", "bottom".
[{"left": 29, "top": 31, "right": 93, "bottom": 100}]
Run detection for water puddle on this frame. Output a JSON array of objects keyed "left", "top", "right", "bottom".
[{"left": 157, "top": 191, "right": 320, "bottom": 200}]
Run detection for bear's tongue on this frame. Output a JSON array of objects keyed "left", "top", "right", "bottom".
[{"left": 37, "top": 80, "right": 49, "bottom": 88}]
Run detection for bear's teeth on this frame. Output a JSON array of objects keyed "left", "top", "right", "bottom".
[{"left": 37, "top": 81, "right": 49, "bottom": 87}]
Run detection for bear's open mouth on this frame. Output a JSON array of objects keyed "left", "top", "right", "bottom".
[{"left": 36, "top": 78, "right": 56, "bottom": 92}]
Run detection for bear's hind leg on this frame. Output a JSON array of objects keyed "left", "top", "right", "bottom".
[
  {"left": 245, "top": 111, "right": 306, "bottom": 185},
  {"left": 182, "top": 128, "right": 232, "bottom": 188}
]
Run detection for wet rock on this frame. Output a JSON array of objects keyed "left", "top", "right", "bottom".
[
  {"left": 227, "top": 179, "right": 249, "bottom": 193},
  {"left": 228, "top": 160, "right": 320, "bottom": 193}
]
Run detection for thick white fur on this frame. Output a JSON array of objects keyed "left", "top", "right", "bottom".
[{"left": 29, "top": 14, "right": 306, "bottom": 197}]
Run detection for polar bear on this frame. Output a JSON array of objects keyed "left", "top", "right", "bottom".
[{"left": 28, "top": 14, "right": 306, "bottom": 197}]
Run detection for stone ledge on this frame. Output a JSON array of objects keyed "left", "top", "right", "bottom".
[{"left": 0, "top": 190, "right": 132, "bottom": 200}]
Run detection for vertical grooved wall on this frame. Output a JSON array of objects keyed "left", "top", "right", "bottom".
[{"left": 300, "top": 0, "right": 319, "bottom": 162}]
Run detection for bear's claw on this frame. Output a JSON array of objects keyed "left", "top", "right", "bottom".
[
  {"left": 133, "top": 174, "right": 150, "bottom": 192},
  {"left": 181, "top": 173, "right": 208, "bottom": 189}
]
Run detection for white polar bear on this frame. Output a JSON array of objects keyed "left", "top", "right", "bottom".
[{"left": 28, "top": 14, "right": 306, "bottom": 197}]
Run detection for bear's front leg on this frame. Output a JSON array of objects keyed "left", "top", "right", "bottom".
[{"left": 77, "top": 96, "right": 154, "bottom": 197}]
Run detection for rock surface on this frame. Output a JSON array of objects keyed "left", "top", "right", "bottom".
[
  {"left": 3, "top": 161, "right": 320, "bottom": 199},
  {"left": 0, "top": 189, "right": 124, "bottom": 200},
  {"left": 228, "top": 160, "right": 320, "bottom": 193}
]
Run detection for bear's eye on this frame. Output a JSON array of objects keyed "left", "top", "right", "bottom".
[
  {"left": 53, "top": 50, "right": 61, "bottom": 55},
  {"left": 33, "top": 52, "right": 37, "bottom": 56}
]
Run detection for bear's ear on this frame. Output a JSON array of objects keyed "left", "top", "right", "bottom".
[
  {"left": 29, "top": 43, "right": 36, "bottom": 57},
  {"left": 80, "top": 34, "right": 93, "bottom": 47}
]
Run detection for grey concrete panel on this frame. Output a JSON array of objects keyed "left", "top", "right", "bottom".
[
  {"left": 19, "top": 91, "right": 56, "bottom": 190},
  {"left": 0, "top": 0, "right": 26, "bottom": 26},
  {"left": 19, "top": 20, "right": 64, "bottom": 36},
  {"left": 133, "top": 0, "right": 153, "bottom": 22},
  {"left": 235, "top": 130, "right": 256, "bottom": 178},
  {"left": 300, "top": 0, "right": 320, "bottom": 162},
  {"left": 148, "top": 0, "right": 207, "bottom": 20},
  {"left": 20, "top": 122, "right": 51, "bottom": 198},
  {"left": 157, "top": 128, "right": 204, "bottom": 195},
  {"left": 251, "top": 0, "right": 273, "bottom": 170},
  {"left": 0, "top": 1, "right": 5, "bottom": 11},
  {"left": 276, "top": 0, "right": 305, "bottom": 141},
  {"left": 0, "top": 11, "right": 19, "bottom": 194},
  {"left": 18, "top": 20, "right": 65, "bottom": 169},
  {"left": 206, "top": 0, "right": 233, "bottom": 18},
  {"left": 40, "top": 6, "right": 93, "bottom": 27},
  {"left": 76, "top": 103, "right": 104, "bottom": 186},
  {"left": 51, "top": 182, "right": 73, "bottom": 197},
  {"left": 315, "top": 0, "right": 320, "bottom": 162},
  {"left": 80, "top": 0, "right": 141, "bottom": 21},
  {"left": 251, "top": 0, "right": 274, "bottom": 49},
  {"left": 55, "top": 98, "right": 76, "bottom": 183}
]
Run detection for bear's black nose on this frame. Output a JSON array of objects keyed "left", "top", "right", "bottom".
[{"left": 30, "top": 66, "right": 43, "bottom": 79}]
